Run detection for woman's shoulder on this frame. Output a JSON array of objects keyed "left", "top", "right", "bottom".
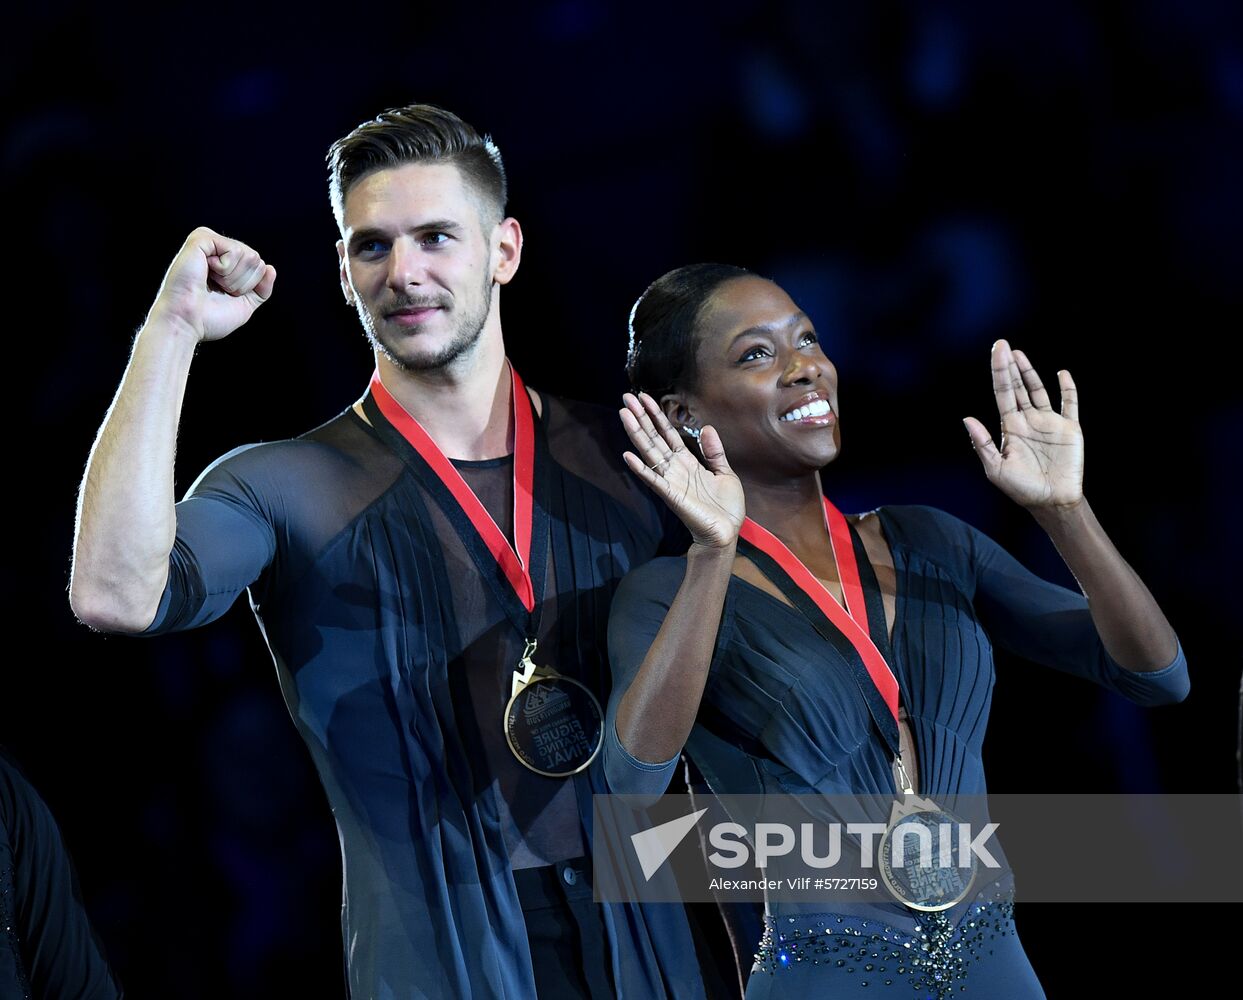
[
  {"left": 866, "top": 503, "right": 991, "bottom": 575},
  {"left": 617, "top": 555, "right": 689, "bottom": 596},
  {"left": 865, "top": 504, "right": 969, "bottom": 541},
  {"left": 609, "top": 557, "right": 695, "bottom": 634}
]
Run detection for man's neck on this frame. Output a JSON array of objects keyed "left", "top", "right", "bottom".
[{"left": 361, "top": 332, "right": 521, "bottom": 461}]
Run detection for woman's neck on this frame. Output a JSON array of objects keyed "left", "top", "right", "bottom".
[{"left": 742, "top": 472, "right": 832, "bottom": 561}]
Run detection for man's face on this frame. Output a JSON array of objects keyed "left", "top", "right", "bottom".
[{"left": 337, "top": 161, "right": 508, "bottom": 372}]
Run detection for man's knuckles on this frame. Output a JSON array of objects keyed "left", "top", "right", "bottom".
[{"left": 211, "top": 256, "right": 265, "bottom": 293}]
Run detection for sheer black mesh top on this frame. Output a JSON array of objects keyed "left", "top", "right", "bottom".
[{"left": 139, "top": 388, "right": 691, "bottom": 998}]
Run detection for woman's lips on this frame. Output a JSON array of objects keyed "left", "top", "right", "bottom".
[
  {"left": 780, "top": 410, "right": 836, "bottom": 428},
  {"left": 778, "top": 396, "right": 835, "bottom": 426}
]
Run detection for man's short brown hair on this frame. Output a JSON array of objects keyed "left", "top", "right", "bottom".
[{"left": 327, "top": 104, "right": 507, "bottom": 230}]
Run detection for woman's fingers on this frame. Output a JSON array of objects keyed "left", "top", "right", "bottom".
[
  {"left": 1012, "top": 350, "right": 1051, "bottom": 410},
  {"left": 620, "top": 394, "right": 668, "bottom": 451},
  {"left": 622, "top": 392, "right": 674, "bottom": 461},
  {"left": 963, "top": 416, "right": 1003, "bottom": 480},
  {"left": 619, "top": 401, "right": 671, "bottom": 469},
  {"left": 990, "top": 340, "right": 1019, "bottom": 418},
  {"left": 1007, "top": 356, "right": 1033, "bottom": 411},
  {"left": 1057, "top": 369, "right": 1078, "bottom": 422},
  {"left": 697, "top": 425, "right": 732, "bottom": 475},
  {"left": 621, "top": 450, "right": 668, "bottom": 493},
  {"left": 637, "top": 391, "right": 686, "bottom": 453}
]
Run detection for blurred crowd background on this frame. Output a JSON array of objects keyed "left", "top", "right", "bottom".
[{"left": 4, "top": 0, "right": 1241, "bottom": 995}]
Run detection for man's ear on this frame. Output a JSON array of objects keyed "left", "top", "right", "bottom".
[
  {"left": 491, "top": 217, "right": 523, "bottom": 286},
  {"left": 336, "top": 240, "right": 356, "bottom": 306}
]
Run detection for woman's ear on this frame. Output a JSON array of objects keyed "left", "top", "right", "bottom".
[
  {"left": 660, "top": 393, "right": 697, "bottom": 434},
  {"left": 661, "top": 393, "right": 702, "bottom": 443}
]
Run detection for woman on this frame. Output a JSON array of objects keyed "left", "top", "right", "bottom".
[
  {"left": 0, "top": 747, "right": 124, "bottom": 999},
  {"left": 603, "top": 263, "right": 1189, "bottom": 999}
]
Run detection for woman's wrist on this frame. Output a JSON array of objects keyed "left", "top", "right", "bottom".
[
  {"left": 687, "top": 538, "right": 738, "bottom": 562},
  {"left": 1029, "top": 495, "right": 1091, "bottom": 537}
]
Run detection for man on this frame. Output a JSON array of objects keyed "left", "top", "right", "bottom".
[{"left": 69, "top": 105, "right": 704, "bottom": 999}]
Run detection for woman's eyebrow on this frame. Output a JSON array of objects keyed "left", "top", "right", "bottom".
[{"left": 727, "top": 312, "right": 809, "bottom": 349}]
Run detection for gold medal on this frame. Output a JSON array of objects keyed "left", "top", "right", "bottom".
[{"left": 504, "top": 640, "right": 604, "bottom": 778}]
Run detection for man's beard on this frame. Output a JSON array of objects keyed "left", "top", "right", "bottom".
[{"left": 359, "top": 276, "right": 494, "bottom": 373}]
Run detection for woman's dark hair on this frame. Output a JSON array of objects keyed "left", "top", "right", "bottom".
[
  {"left": 626, "top": 263, "right": 752, "bottom": 399},
  {"left": 327, "top": 104, "right": 507, "bottom": 230}
]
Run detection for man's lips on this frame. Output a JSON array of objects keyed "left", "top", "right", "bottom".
[{"left": 386, "top": 306, "right": 443, "bottom": 326}]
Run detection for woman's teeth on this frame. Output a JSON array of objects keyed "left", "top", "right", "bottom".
[{"left": 779, "top": 399, "right": 832, "bottom": 422}]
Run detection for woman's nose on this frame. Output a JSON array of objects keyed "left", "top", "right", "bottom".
[{"left": 781, "top": 352, "right": 821, "bottom": 384}]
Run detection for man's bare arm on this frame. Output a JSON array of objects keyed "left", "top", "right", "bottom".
[{"left": 69, "top": 227, "right": 276, "bottom": 632}]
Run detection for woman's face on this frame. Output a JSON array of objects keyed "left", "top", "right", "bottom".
[{"left": 670, "top": 275, "right": 840, "bottom": 483}]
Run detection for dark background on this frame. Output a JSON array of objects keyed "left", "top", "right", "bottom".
[{"left": 4, "top": 0, "right": 1241, "bottom": 995}]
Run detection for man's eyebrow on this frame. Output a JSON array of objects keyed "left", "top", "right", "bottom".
[
  {"left": 347, "top": 227, "right": 387, "bottom": 251},
  {"left": 727, "top": 312, "right": 810, "bottom": 349},
  {"left": 347, "top": 220, "right": 465, "bottom": 251},
  {"left": 411, "top": 219, "right": 464, "bottom": 235}
]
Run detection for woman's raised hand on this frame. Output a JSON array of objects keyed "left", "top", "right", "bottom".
[
  {"left": 963, "top": 340, "right": 1085, "bottom": 511},
  {"left": 619, "top": 392, "right": 745, "bottom": 549}
]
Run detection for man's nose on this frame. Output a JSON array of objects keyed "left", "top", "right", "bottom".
[{"left": 386, "top": 239, "right": 424, "bottom": 291}]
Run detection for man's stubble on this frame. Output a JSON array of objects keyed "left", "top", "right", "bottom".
[{"left": 360, "top": 270, "right": 495, "bottom": 374}]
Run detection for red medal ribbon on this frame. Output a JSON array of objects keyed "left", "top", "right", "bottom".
[
  {"left": 367, "top": 362, "right": 537, "bottom": 612},
  {"left": 738, "top": 497, "right": 900, "bottom": 722}
]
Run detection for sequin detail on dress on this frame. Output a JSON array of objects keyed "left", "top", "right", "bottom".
[
  {"left": 1, "top": 864, "right": 31, "bottom": 1000},
  {"left": 752, "top": 898, "right": 1017, "bottom": 998}
]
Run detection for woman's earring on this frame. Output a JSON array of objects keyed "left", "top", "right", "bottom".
[{"left": 682, "top": 425, "right": 702, "bottom": 442}]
